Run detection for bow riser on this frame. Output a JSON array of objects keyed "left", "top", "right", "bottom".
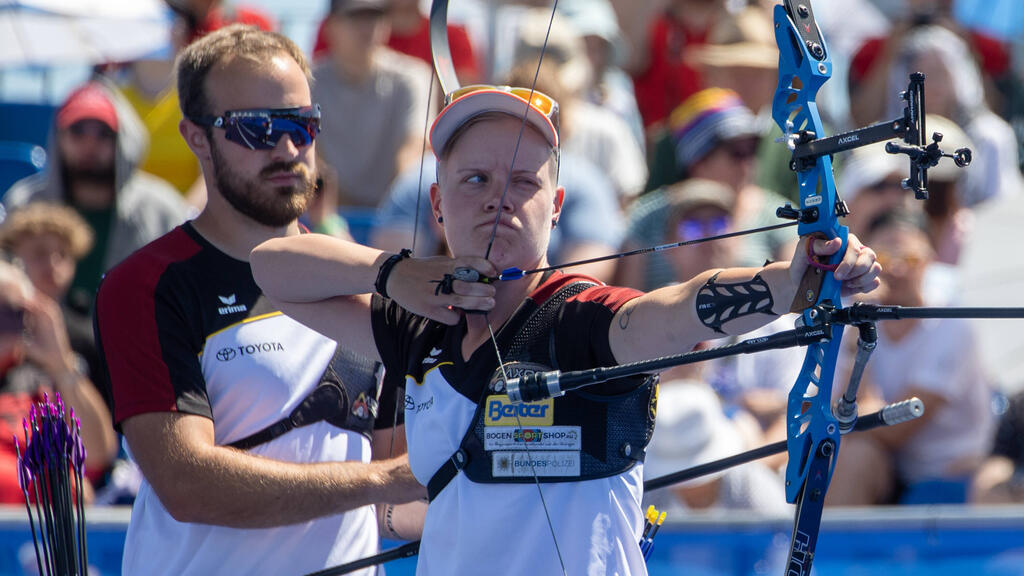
[{"left": 772, "top": 1, "right": 847, "bottom": 508}]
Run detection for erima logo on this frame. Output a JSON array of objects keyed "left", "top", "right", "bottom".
[
  {"left": 217, "top": 294, "right": 247, "bottom": 315},
  {"left": 422, "top": 347, "right": 443, "bottom": 365}
]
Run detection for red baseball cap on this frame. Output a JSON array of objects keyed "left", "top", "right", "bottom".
[{"left": 56, "top": 83, "right": 119, "bottom": 132}]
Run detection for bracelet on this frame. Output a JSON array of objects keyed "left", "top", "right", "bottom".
[{"left": 375, "top": 249, "right": 412, "bottom": 299}]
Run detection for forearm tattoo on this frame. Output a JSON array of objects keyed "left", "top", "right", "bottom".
[
  {"left": 695, "top": 272, "right": 775, "bottom": 334},
  {"left": 618, "top": 302, "right": 635, "bottom": 330}
]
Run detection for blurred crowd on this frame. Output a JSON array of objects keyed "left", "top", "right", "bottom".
[{"left": 1, "top": 0, "right": 1023, "bottom": 513}]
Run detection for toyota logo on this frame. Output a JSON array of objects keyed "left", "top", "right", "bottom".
[{"left": 216, "top": 347, "right": 236, "bottom": 362}]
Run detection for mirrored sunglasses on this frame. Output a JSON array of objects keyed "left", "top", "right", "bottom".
[
  {"left": 875, "top": 250, "right": 926, "bottom": 269},
  {"left": 446, "top": 85, "right": 560, "bottom": 130},
  {"left": 723, "top": 138, "right": 759, "bottom": 160},
  {"left": 677, "top": 215, "right": 731, "bottom": 242},
  {"left": 67, "top": 120, "right": 116, "bottom": 141},
  {"left": 191, "top": 105, "right": 321, "bottom": 150}
]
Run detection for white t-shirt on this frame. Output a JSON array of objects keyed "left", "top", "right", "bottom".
[
  {"left": 98, "top": 224, "right": 394, "bottom": 576},
  {"left": 869, "top": 317, "right": 994, "bottom": 483}
]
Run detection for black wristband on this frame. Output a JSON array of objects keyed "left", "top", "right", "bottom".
[{"left": 375, "top": 249, "right": 412, "bottom": 299}]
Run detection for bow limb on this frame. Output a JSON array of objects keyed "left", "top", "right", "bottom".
[{"left": 428, "top": 0, "right": 459, "bottom": 95}]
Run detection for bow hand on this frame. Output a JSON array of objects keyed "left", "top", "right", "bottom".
[{"left": 789, "top": 235, "right": 882, "bottom": 305}]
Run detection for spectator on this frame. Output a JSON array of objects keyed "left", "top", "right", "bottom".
[
  {"left": 847, "top": 1, "right": 1011, "bottom": 129},
  {"left": 687, "top": 5, "right": 776, "bottom": 116},
  {"left": 313, "top": 0, "right": 481, "bottom": 84},
  {"left": 3, "top": 79, "right": 189, "bottom": 316},
  {"left": 972, "top": 389, "right": 1024, "bottom": 504},
  {"left": 836, "top": 142, "right": 913, "bottom": 238},
  {"left": 313, "top": 0, "right": 433, "bottom": 208},
  {"left": 0, "top": 204, "right": 102, "bottom": 385},
  {"left": 115, "top": 58, "right": 205, "bottom": 205},
  {"left": 513, "top": 24, "right": 648, "bottom": 201},
  {"left": 838, "top": 115, "right": 975, "bottom": 268},
  {"left": 110, "top": 0, "right": 274, "bottom": 208},
  {"left": 0, "top": 261, "right": 117, "bottom": 503},
  {"left": 884, "top": 25, "right": 1022, "bottom": 207},
  {"left": 558, "top": 0, "right": 646, "bottom": 151},
  {"left": 300, "top": 160, "right": 355, "bottom": 240},
  {"left": 94, "top": 25, "right": 424, "bottom": 575},
  {"left": 617, "top": 89, "right": 794, "bottom": 291},
  {"left": 827, "top": 210, "right": 994, "bottom": 505},
  {"left": 680, "top": 5, "right": 798, "bottom": 203},
  {"left": 644, "top": 379, "right": 789, "bottom": 514},
  {"left": 651, "top": 179, "right": 800, "bottom": 461},
  {"left": 632, "top": 0, "right": 727, "bottom": 140},
  {"left": 661, "top": 178, "right": 740, "bottom": 284},
  {"left": 166, "top": 0, "right": 276, "bottom": 46},
  {"left": 387, "top": 0, "right": 480, "bottom": 81}
]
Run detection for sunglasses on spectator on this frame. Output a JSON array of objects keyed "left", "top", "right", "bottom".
[
  {"left": 445, "top": 85, "right": 560, "bottom": 129},
  {"left": 676, "top": 215, "right": 731, "bottom": 242},
  {"left": 875, "top": 250, "right": 926, "bottom": 269},
  {"left": 721, "top": 139, "right": 759, "bottom": 160},
  {"left": 190, "top": 105, "right": 321, "bottom": 150},
  {"left": 67, "top": 120, "right": 116, "bottom": 141}
]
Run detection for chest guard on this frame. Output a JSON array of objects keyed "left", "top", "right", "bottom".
[
  {"left": 228, "top": 344, "right": 382, "bottom": 450},
  {"left": 427, "top": 279, "right": 658, "bottom": 501}
]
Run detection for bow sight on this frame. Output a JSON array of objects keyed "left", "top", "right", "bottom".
[
  {"left": 778, "top": 73, "right": 971, "bottom": 218},
  {"left": 780, "top": 72, "right": 971, "bottom": 203}
]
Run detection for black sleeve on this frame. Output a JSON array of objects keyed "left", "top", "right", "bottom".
[
  {"left": 555, "top": 285, "right": 645, "bottom": 394},
  {"left": 370, "top": 294, "right": 441, "bottom": 429}
]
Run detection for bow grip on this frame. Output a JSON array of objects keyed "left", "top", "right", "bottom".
[{"left": 789, "top": 228, "right": 848, "bottom": 313}]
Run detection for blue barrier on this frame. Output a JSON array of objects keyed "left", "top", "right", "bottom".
[
  {"left": 0, "top": 141, "right": 47, "bottom": 197},
  {"left": 2, "top": 505, "right": 1023, "bottom": 575},
  {"left": 0, "top": 103, "right": 55, "bottom": 149}
]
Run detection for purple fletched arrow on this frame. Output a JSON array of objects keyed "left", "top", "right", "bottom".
[{"left": 14, "top": 437, "right": 31, "bottom": 493}]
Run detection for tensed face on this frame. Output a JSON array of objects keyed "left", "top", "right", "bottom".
[{"left": 431, "top": 115, "right": 563, "bottom": 271}]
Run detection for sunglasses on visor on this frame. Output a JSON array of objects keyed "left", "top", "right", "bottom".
[
  {"left": 190, "top": 105, "right": 321, "bottom": 150},
  {"left": 446, "top": 85, "right": 560, "bottom": 130}
]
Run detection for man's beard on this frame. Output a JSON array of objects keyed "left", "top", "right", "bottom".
[
  {"left": 209, "top": 140, "right": 316, "bottom": 228},
  {"left": 62, "top": 163, "right": 115, "bottom": 188}
]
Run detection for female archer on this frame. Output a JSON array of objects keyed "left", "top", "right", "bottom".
[{"left": 250, "top": 85, "right": 881, "bottom": 576}]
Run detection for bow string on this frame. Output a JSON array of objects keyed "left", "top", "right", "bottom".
[{"left": 429, "top": 1, "right": 571, "bottom": 575}]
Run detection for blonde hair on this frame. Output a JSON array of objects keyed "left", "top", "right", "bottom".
[{"left": 0, "top": 203, "right": 94, "bottom": 260}]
